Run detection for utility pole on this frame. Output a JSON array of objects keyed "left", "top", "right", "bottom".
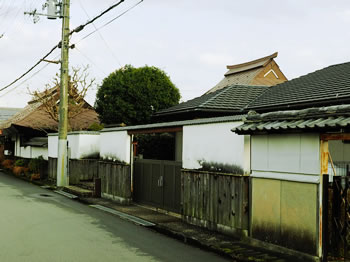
[
  {"left": 25, "top": 0, "right": 70, "bottom": 187},
  {"left": 57, "top": 0, "right": 70, "bottom": 187}
]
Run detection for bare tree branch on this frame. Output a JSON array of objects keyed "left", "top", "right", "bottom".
[{"left": 28, "top": 65, "right": 95, "bottom": 131}]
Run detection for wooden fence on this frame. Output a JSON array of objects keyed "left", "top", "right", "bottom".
[
  {"left": 98, "top": 161, "right": 131, "bottom": 205},
  {"left": 48, "top": 158, "right": 131, "bottom": 204},
  {"left": 48, "top": 158, "right": 99, "bottom": 184},
  {"left": 70, "top": 159, "right": 99, "bottom": 184},
  {"left": 48, "top": 157, "right": 57, "bottom": 181},
  {"left": 182, "top": 170, "right": 249, "bottom": 237}
]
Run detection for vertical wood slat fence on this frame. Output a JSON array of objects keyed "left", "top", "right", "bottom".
[
  {"left": 48, "top": 158, "right": 99, "bottom": 184},
  {"left": 48, "top": 158, "right": 131, "bottom": 204},
  {"left": 182, "top": 170, "right": 249, "bottom": 237},
  {"left": 98, "top": 161, "right": 131, "bottom": 205}
]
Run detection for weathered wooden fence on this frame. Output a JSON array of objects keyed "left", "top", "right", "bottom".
[
  {"left": 48, "top": 157, "right": 57, "bottom": 181},
  {"left": 182, "top": 170, "right": 249, "bottom": 237},
  {"left": 98, "top": 161, "right": 131, "bottom": 205},
  {"left": 70, "top": 159, "right": 99, "bottom": 184},
  {"left": 48, "top": 158, "right": 99, "bottom": 184},
  {"left": 48, "top": 158, "right": 132, "bottom": 204}
]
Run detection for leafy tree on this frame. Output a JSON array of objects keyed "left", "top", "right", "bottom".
[{"left": 95, "top": 65, "right": 180, "bottom": 125}]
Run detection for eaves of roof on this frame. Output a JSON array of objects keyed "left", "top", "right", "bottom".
[
  {"left": 23, "top": 137, "right": 48, "bottom": 147},
  {"left": 233, "top": 104, "right": 350, "bottom": 134},
  {"left": 225, "top": 52, "right": 278, "bottom": 75},
  {"left": 102, "top": 115, "right": 245, "bottom": 133}
]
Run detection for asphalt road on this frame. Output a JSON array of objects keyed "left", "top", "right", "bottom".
[{"left": 0, "top": 172, "right": 228, "bottom": 262}]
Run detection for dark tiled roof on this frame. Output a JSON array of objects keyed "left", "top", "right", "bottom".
[
  {"left": 233, "top": 104, "right": 350, "bottom": 134},
  {"left": 247, "top": 62, "right": 350, "bottom": 111},
  {"left": 154, "top": 85, "right": 268, "bottom": 117},
  {"left": 0, "top": 107, "right": 22, "bottom": 122}
]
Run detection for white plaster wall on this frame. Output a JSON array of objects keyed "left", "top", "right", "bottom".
[
  {"left": 31, "top": 147, "right": 48, "bottom": 160},
  {"left": 67, "top": 134, "right": 79, "bottom": 159},
  {"left": 100, "top": 131, "right": 131, "bottom": 164},
  {"left": 76, "top": 134, "right": 100, "bottom": 159},
  {"left": 48, "top": 133, "right": 100, "bottom": 159},
  {"left": 48, "top": 135, "right": 58, "bottom": 158},
  {"left": 251, "top": 133, "right": 320, "bottom": 177},
  {"left": 18, "top": 146, "right": 31, "bottom": 158},
  {"left": 14, "top": 135, "right": 20, "bottom": 157},
  {"left": 17, "top": 146, "right": 48, "bottom": 160},
  {"left": 183, "top": 121, "right": 246, "bottom": 171}
]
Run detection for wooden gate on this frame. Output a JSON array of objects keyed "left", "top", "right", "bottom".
[
  {"left": 328, "top": 176, "right": 350, "bottom": 260},
  {"left": 133, "top": 158, "right": 181, "bottom": 213}
]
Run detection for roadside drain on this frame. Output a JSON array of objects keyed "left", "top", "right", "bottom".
[
  {"left": 90, "top": 205, "right": 156, "bottom": 227},
  {"left": 39, "top": 193, "right": 53, "bottom": 197}
]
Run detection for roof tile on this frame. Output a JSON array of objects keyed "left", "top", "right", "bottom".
[
  {"left": 154, "top": 85, "right": 268, "bottom": 117},
  {"left": 248, "top": 62, "right": 350, "bottom": 111}
]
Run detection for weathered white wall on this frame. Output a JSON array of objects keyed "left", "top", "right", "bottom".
[
  {"left": 183, "top": 121, "right": 248, "bottom": 172},
  {"left": 250, "top": 133, "right": 321, "bottom": 256},
  {"left": 69, "top": 133, "right": 100, "bottom": 159},
  {"left": 48, "top": 132, "right": 100, "bottom": 160},
  {"left": 14, "top": 135, "right": 48, "bottom": 160},
  {"left": 251, "top": 133, "right": 320, "bottom": 180},
  {"left": 100, "top": 130, "right": 131, "bottom": 164},
  {"left": 14, "top": 135, "right": 20, "bottom": 157},
  {"left": 18, "top": 144, "right": 30, "bottom": 158},
  {"left": 48, "top": 135, "right": 58, "bottom": 158}
]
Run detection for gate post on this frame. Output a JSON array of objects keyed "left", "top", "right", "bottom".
[{"left": 322, "top": 174, "right": 329, "bottom": 262}]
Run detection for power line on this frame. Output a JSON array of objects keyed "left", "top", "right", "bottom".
[
  {"left": 0, "top": 0, "right": 131, "bottom": 92},
  {"left": 0, "top": 55, "right": 60, "bottom": 98},
  {"left": 70, "top": 0, "right": 125, "bottom": 35},
  {"left": 0, "top": 44, "right": 59, "bottom": 92},
  {"left": 77, "top": 0, "right": 122, "bottom": 67},
  {"left": 77, "top": 0, "right": 143, "bottom": 43},
  {"left": 74, "top": 46, "right": 107, "bottom": 75}
]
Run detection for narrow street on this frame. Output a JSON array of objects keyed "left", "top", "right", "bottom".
[{"left": 0, "top": 172, "right": 227, "bottom": 262}]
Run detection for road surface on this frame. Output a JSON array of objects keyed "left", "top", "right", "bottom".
[{"left": 0, "top": 172, "right": 228, "bottom": 262}]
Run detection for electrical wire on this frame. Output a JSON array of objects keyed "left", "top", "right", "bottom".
[
  {"left": 77, "top": 0, "right": 122, "bottom": 67},
  {"left": 0, "top": 54, "right": 60, "bottom": 98},
  {"left": 76, "top": 0, "right": 143, "bottom": 43},
  {"left": 74, "top": 46, "right": 107, "bottom": 75},
  {"left": 0, "top": 0, "right": 133, "bottom": 92},
  {"left": 70, "top": 0, "right": 125, "bottom": 35},
  {"left": 0, "top": 44, "right": 59, "bottom": 92}
]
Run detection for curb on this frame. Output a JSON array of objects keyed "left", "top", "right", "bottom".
[{"left": 151, "top": 224, "right": 234, "bottom": 261}]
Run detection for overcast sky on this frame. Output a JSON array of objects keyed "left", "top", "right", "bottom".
[{"left": 0, "top": 0, "right": 349, "bottom": 108}]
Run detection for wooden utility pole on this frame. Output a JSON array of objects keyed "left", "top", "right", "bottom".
[{"left": 57, "top": 0, "right": 70, "bottom": 187}]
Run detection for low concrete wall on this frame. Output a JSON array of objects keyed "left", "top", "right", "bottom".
[
  {"left": 182, "top": 170, "right": 249, "bottom": 237},
  {"left": 251, "top": 177, "right": 318, "bottom": 256},
  {"left": 98, "top": 161, "right": 132, "bottom": 205}
]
